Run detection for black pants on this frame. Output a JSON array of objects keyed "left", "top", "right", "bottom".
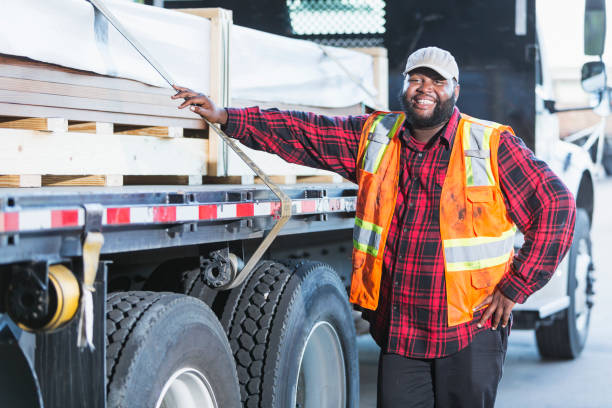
[{"left": 377, "top": 327, "right": 508, "bottom": 408}]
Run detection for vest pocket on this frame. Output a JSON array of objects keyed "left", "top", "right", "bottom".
[
  {"left": 471, "top": 269, "right": 496, "bottom": 289},
  {"left": 466, "top": 186, "right": 502, "bottom": 236},
  {"left": 469, "top": 269, "right": 499, "bottom": 312}
]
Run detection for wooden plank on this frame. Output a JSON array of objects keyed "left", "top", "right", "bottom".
[
  {"left": 294, "top": 174, "right": 345, "bottom": 184},
  {"left": 0, "top": 116, "right": 48, "bottom": 130},
  {"left": 68, "top": 122, "right": 183, "bottom": 138},
  {"left": 178, "top": 8, "right": 232, "bottom": 176},
  {"left": 254, "top": 175, "right": 297, "bottom": 185},
  {"left": 202, "top": 175, "right": 255, "bottom": 184},
  {"left": 0, "top": 55, "right": 171, "bottom": 95},
  {"left": 0, "top": 116, "right": 70, "bottom": 132},
  {"left": 42, "top": 175, "right": 123, "bottom": 187},
  {"left": 0, "top": 129, "right": 208, "bottom": 175},
  {"left": 68, "top": 122, "right": 116, "bottom": 134},
  {"left": 0, "top": 89, "right": 195, "bottom": 119},
  {"left": 183, "top": 129, "right": 208, "bottom": 139},
  {"left": 0, "top": 117, "right": 67, "bottom": 187},
  {"left": 0, "top": 76, "right": 174, "bottom": 106},
  {"left": 0, "top": 103, "right": 206, "bottom": 129},
  {"left": 0, "top": 119, "right": 178, "bottom": 137},
  {"left": 114, "top": 125, "right": 183, "bottom": 138},
  {"left": 124, "top": 175, "right": 202, "bottom": 185},
  {"left": 0, "top": 175, "right": 41, "bottom": 187},
  {"left": 67, "top": 121, "right": 97, "bottom": 133}
]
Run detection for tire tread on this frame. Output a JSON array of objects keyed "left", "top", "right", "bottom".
[
  {"left": 105, "top": 291, "right": 163, "bottom": 393},
  {"left": 224, "top": 261, "right": 293, "bottom": 406}
]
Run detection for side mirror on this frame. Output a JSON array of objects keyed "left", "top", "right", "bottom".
[
  {"left": 543, "top": 99, "right": 557, "bottom": 114},
  {"left": 581, "top": 61, "right": 607, "bottom": 93},
  {"left": 585, "top": 0, "right": 606, "bottom": 56}
]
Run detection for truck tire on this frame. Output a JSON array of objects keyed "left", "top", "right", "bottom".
[
  {"left": 535, "top": 209, "right": 593, "bottom": 359},
  {"left": 106, "top": 291, "right": 240, "bottom": 408},
  {"left": 222, "top": 260, "right": 358, "bottom": 407},
  {"left": 603, "top": 138, "right": 612, "bottom": 175}
]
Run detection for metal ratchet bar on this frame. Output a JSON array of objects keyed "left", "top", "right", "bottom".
[{"left": 86, "top": 0, "right": 292, "bottom": 288}]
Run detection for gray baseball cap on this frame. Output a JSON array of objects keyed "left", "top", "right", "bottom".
[{"left": 403, "top": 46, "right": 459, "bottom": 82}]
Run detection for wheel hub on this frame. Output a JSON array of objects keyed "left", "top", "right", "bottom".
[
  {"left": 156, "top": 367, "right": 217, "bottom": 408},
  {"left": 294, "top": 321, "right": 346, "bottom": 408},
  {"left": 573, "top": 238, "right": 592, "bottom": 334}
]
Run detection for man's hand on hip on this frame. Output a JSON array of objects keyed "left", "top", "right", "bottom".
[
  {"left": 475, "top": 289, "right": 515, "bottom": 330},
  {"left": 171, "top": 85, "right": 228, "bottom": 126}
]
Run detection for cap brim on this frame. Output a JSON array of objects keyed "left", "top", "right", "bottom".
[{"left": 403, "top": 63, "right": 455, "bottom": 80}]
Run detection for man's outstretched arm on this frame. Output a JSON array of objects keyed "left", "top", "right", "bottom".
[{"left": 172, "top": 85, "right": 367, "bottom": 182}]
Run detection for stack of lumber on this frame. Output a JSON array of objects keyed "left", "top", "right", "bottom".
[
  {"left": 0, "top": 6, "right": 384, "bottom": 187},
  {"left": 0, "top": 54, "right": 209, "bottom": 187}
]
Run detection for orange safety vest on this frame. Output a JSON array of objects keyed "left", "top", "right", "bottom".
[{"left": 349, "top": 111, "right": 517, "bottom": 326}]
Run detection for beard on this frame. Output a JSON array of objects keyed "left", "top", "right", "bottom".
[{"left": 399, "top": 91, "right": 456, "bottom": 129}]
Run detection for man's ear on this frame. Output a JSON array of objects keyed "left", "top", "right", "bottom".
[{"left": 454, "top": 82, "right": 460, "bottom": 102}]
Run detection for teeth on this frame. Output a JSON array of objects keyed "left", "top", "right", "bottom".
[{"left": 416, "top": 99, "right": 434, "bottom": 105}]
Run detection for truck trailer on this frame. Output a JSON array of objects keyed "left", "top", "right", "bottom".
[{"left": 0, "top": 0, "right": 607, "bottom": 407}]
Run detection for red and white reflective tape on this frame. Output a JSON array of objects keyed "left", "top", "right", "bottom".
[
  {"left": 0, "top": 208, "right": 84, "bottom": 233},
  {"left": 0, "top": 197, "right": 357, "bottom": 233}
]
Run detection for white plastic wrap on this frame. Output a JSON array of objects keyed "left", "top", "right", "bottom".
[
  {"left": 0, "top": 0, "right": 376, "bottom": 108},
  {"left": 230, "top": 25, "right": 377, "bottom": 107},
  {"left": 0, "top": 0, "right": 211, "bottom": 92}
]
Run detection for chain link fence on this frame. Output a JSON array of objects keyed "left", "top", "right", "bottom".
[{"left": 286, "top": 0, "right": 386, "bottom": 47}]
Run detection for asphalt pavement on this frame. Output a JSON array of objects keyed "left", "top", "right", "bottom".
[{"left": 358, "top": 178, "right": 612, "bottom": 408}]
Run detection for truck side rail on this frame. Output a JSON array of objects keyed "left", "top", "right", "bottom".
[{"left": 0, "top": 184, "right": 357, "bottom": 265}]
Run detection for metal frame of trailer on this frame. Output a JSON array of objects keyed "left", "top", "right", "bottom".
[
  {"left": 0, "top": 184, "right": 357, "bottom": 264},
  {"left": 0, "top": 183, "right": 358, "bottom": 407}
]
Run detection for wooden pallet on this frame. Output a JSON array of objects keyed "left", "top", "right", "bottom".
[{"left": 0, "top": 115, "right": 208, "bottom": 187}]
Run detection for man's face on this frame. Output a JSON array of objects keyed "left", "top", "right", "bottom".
[{"left": 399, "top": 67, "right": 459, "bottom": 129}]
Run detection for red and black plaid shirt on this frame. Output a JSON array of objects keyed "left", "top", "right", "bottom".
[{"left": 224, "top": 106, "right": 576, "bottom": 359}]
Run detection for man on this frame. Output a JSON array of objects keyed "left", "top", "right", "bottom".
[{"left": 172, "top": 47, "right": 575, "bottom": 407}]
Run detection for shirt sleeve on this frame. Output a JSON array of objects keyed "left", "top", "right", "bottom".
[
  {"left": 222, "top": 107, "right": 367, "bottom": 182},
  {"left": 496, "top": 131, "right": 577, "bottom": 303}
]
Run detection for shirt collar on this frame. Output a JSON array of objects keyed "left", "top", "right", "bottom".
[{"left": 441, "top": 107, "right": 461, "bottom": 148}]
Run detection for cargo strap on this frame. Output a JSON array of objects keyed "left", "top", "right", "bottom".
[
  {"left": 77, "top": 204, "right": 104, "bottom": 350},
  {"left": 87, "top": 0, "right": 292, "bottom": 289}
]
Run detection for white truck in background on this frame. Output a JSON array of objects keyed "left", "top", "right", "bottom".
[{"left": 0, "top": 1, "right": 606, "bottom": 407}]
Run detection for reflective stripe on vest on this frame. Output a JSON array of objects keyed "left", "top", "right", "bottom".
[
  {"left": 463, "top": 121, "right": 495, "bottom": 187},
  {"left": 353, "top": 217, "right": 383, "bottom": 256},
  {"left": 444, "top": 225, "right": 516, "bottom": 272},
  {"left": 354, "top": 112, "right": 403, "bottom": 256},
  {"left": 440, "top": 115, "right": 517, "bottom": 326},
  {"left": 361, "top": 113, "right": 404, "bottom": 173},
  {"left": 350, "top": 111, "right": 404, "bottom": 310}
]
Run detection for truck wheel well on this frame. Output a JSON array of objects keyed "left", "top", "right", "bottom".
[{"left": 575, "top": 172, "right": 594, "bottom": 225}]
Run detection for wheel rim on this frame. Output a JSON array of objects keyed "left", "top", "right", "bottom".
[
  {"left": 573, "top": 237, "right": 591, "bottom": 337},
  {"left": 294, "top": 321, "right": 346, "bottom": 408},
  {"left": 155, "top": 367, "right": 217, "bottom": 408}
]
